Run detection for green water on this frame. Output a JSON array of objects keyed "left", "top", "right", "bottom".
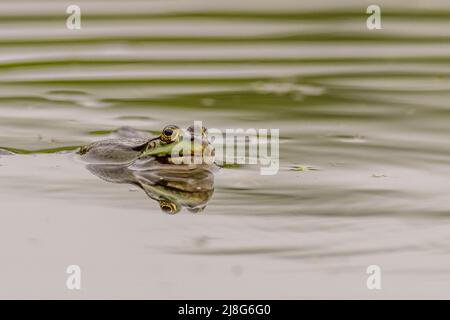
[{"left": 0, "top": 0, "right": 450, "bottom": 298}]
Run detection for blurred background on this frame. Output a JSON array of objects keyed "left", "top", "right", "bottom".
[{"left": 0, "top": 0, "right": 450, "bottom": 298}]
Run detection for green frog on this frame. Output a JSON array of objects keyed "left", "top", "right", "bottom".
[
  {"left": 78, "top": 125, "right": 215, "bottom": 166},
  {"left": 79, "top": 125, "right": 216, "bottom": 213}
]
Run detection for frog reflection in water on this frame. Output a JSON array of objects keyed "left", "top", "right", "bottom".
[{"left": 78, "top": 125, "right": 216, "bottom": 214}]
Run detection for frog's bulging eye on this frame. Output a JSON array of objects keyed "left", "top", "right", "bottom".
[
  {"left": 161, "top": 125, "right": 180, "bottom": 143},
  {"left": 159, "top": 200, "right": 180, "bottom": 214}
]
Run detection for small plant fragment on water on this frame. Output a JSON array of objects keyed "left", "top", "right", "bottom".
[{"left": 289, "top": 165, "right": 320, "bottom": 172}]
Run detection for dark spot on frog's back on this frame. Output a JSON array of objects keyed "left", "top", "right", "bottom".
[{"left": 78, "top": 145, "right": 89, "bottom": 155}]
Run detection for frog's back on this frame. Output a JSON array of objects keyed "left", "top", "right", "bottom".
[{"left": 78, "top": 138, "right": 148, "bottom": 164}]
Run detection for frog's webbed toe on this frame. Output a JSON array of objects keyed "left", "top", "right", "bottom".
[{"left": 159, "top": 199, "right": 181, "bottom": 214}]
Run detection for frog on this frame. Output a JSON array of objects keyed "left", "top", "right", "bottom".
[{"left": 78, "top": 125, "right": 215, "bottom": 166}]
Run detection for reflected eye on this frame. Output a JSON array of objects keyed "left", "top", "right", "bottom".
[
  {"left": 159, "top": 200, "right": 180, "bottom": 214},
  {"left": 161, "top": 125, "right": 180, "bottom": 143}
]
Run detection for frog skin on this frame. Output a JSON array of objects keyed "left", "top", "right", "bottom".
[{"left": 78, "top": 125, "right": 215, "bottom": 166}]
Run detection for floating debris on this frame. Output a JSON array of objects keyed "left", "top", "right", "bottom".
[{"left": 290, "top": 165, "right": 320, "bottom": 172}]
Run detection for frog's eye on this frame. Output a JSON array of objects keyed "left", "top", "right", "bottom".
[
  {"left": 159, "top": 200, "right": 180, "bottom": 214},
  {"left": 161, "top": 125, "right": 180, "bottom": 143}
]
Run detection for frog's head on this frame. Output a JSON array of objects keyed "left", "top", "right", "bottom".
[{"left": 141, "top": 125, "right": 215, "bottom": 165}]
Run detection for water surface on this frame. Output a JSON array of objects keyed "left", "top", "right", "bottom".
[{"left": 1, "top": 0, "right": 450, "bottom": 298}]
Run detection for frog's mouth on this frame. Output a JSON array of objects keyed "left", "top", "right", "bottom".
[
  {"left": 166, "top": 139, "right": 215, "bottom": 165},
  {"left": 141, "top": 126, "right": 215, "bottom": 165}
]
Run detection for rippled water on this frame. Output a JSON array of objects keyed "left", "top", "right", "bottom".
[{"left": 1, "top": 0, "right": 450, "bottom": 298}]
